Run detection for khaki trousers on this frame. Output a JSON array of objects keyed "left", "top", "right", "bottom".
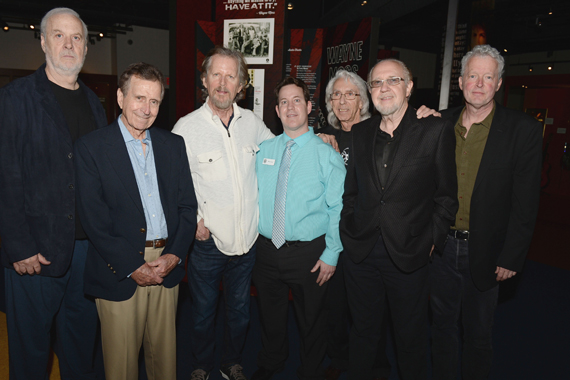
[{"left": 96, "top": 247, "right": 179, "bottom": 380}]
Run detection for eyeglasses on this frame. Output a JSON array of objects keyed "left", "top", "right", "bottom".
[
  {"left": 330, "top": 91, "right": 360, "bottom": 100},
  {"left": 368, "top": 77, "right": 404, "bottom": 88}
]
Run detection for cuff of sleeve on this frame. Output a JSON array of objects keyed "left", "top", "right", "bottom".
[{"left": 319, "top": 248, "right": 339, "bottom": 266}]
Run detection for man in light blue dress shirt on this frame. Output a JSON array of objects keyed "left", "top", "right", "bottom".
[
  {"left": 75, "top": 63, "right": 197, "bottom": 380},
  {"left": 251, "top": 77, "right": 346, "bottom": 380}
]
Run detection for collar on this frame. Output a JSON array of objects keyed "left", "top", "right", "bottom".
[
  {"left": 204, "top": 97, "right": 241, "bottom": 122},
  {"left": 281, "top": 126, "right": 315, "bottom": 148},
  {"left": 458, "top": 102, "right": 496, "bottom": 130},
  {"left": 118, "top": 115, "right": 151, "bottom": 144}
]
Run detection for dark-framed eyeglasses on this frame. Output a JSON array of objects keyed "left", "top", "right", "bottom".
[
  {"left": 330, "top": 91, "right": 360, "bottom": 100},
  {"left": 368, "top": 77, "right": 404, "bottom": 88}
]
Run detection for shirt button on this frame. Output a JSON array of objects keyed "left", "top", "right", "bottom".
[
  {"left": 140, "top": 228, "right": 146, "bottom": 233},
  {"left": 68, "top": 153, "right": 73, "bottom": 159},
  {"left": 67, "top": 214, "right": 73, "bottom": 220},
  {"left": 383, "top": 164, "right": 387, "bottom": 168},
  {"left": 68, "top": 184, "right": 74, "bottom": 189},
  {"left": 380, "top": 201, "right": 386, "bottom": 205},
  {"left": 139, "top": 251, "right": 144, "bottom": 255},
  {"left": 209, "top": 159, "right": 213, "bottom": 162}
]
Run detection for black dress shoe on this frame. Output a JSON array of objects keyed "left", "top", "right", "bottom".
[
  {"left": 251, "top": 367, "right": 278, "bottom": 380},
  {"left": 324, "top": 365, "right": 345, "bottom": 380}
]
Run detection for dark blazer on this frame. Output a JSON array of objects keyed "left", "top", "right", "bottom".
[
  {"left": 340, "top": 107, "right": 458, "bottom": 273},
  {"left": 0, "top": 64, "right": 107, "bottom": 276},
  {"left": 75, "top": 120, "right": 197, "bottom": 301},
  {"left": 441, "top": 104, "right": 542, "bottom": 291}
]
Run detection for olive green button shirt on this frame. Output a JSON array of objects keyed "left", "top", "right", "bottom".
[{"left": 452, "top": 105, "right": 495, "bottom": 231}]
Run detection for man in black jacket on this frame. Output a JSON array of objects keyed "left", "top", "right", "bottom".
[
  {"left": 340, "top": 59, "right": 458, "bottom": 380},
  {"left": 0, "top": 7, "right": 107, "bottom": 379},
  {"left": 430, "top": 45, "right": 542, "bottom": 380}
]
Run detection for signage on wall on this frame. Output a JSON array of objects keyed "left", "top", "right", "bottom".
[{"left": 285, "top": 28, "right": 324, "bottom": 129}]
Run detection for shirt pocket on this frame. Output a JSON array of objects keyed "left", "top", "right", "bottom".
[{"left": 197, "top": 150, "right": 227, "bottom": 182}]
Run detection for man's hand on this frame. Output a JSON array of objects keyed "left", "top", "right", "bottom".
[
  {"left": 196, "top": 218, "right": 211, "bottom": 241},
  {"left": 310, "top": 259, "right": 336, "bottom": 286},
  {"left": 416, "top": 105, "right": 441, "bottom": 118},
  {"left": 318, "top": 134, "right": 339, "bottom": 152},
  {"left": 495, "top": 266, "right": 517, "bottom": 281},
  {"left": 131, "top": 263, "right": 164, "bottom": 286},
  {"left": 148, "top": 253, "right": 180, "bottom": 278},
  {"left": 13, "top": 253, "right": 51, "bottom": 275}
]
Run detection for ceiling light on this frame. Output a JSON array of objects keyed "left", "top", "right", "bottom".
[
  {"left": 503, "top": 48, "right": 507, "bottom": 53},
  {"left": 2, "top": 21, "right": 9, "bottom": 32},
  {"left": 287, "top": 2, "right": 293, "bottom": 10},
  {"left": 99, "top": 32, "right": 104, "bottom": 37},
  {"left": 548, "top": 66, "right": 552, "bottom": 71},
  {"left": 529, "top": 66, "right": 533, "bottom": 72},
  {"left": 29, "top": 24, "right": 35, "bottom": 29}
]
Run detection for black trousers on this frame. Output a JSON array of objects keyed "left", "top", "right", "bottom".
[
  {"left": 324, "top": 253, "right": 391, "bottom": 378},
  {"left": 429, "top": 236, "right": 499, "bottom": 380},
  {"left": 252, "top": 235, "right": 328, "bottom": 380},
  {"left": 344, "top": 234, "right": 429, "bottom": 380}
]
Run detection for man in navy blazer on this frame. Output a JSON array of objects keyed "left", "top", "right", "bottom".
[
  {"left": 429, "top": 45, "right": 542, "bottom": 380},
  {"left": 0, "top": 8, "right": 107, "bottom": 379},
  {"left": 75, "top": 62, "right": 197, "bottom": 380}
]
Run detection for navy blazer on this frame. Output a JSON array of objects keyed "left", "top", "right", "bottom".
[
  {"left": 0, "top": 64, "right": 107, "bottom": 276},
  {"left": 441, "top": 104, "right": 542, "bottom": 291},
  {"left": 75, "top": 120, "right": 197, "bottom": 301},
  {"left": 340, "top": 107, "right": 458, "bottom": 273}
]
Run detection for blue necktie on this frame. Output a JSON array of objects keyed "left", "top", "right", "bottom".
[{"left": 272, "top": 140, "right": 295, "bottom": 249}]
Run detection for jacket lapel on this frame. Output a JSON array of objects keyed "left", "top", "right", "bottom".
[
  {"left": 151, "top": 129, "right": 171, "bottom": 221},
  {"left": 105, "top": 121, "right": 145, "bottom": 216},
  {"left": 361, "top": 117, "right": 383, "bottom": 193}
]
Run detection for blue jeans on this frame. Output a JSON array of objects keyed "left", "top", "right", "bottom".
[
  {"left": 5, "top": 240, "right": 98, "bottom": 380},
  {"left": 429, "top": 236, "right": 499, "bottom": 380},
  {"left": 188, "top": 237, "right": 256, "bottom": 372}
]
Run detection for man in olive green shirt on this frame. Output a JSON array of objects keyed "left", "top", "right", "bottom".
[{"left": 430, "top": 45, "right": 542, "bottom": 380}]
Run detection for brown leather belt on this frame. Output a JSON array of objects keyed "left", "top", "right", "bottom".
[{"left": 145, "top": 238, "right": 167, "bottom": 248}]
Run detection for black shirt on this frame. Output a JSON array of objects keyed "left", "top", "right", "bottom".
[
  {"left": 50, "top": 81, "right": 99, "bottom": 239},
  {"left": 374, "top": 126, "right": 401, "bottom": 190},
  {"left": 318, "top": 124, "right": 353, "bottom": 166}
]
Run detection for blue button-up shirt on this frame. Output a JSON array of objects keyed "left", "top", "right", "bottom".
[
  {"left": 256, "top": 128, "right": 346, "bottom": 265},
  {"left": 118, "top": 116, "right": 168, "bottom": 240}
]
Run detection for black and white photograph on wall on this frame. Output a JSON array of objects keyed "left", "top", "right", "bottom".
[{"left": 224, "top": 18, "right": 274, "bottom": 65}]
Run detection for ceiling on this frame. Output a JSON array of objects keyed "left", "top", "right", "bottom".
[{"left": 2, "top": 0, "right": 569, "bottom": 55}]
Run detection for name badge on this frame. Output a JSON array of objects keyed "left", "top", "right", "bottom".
[{"left": 263, "top": 158, "right": 275, "bottom": 165}]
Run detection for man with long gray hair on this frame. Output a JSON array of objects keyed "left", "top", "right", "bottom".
[{"left": 0, "top": 7, "right": 107, "bottom": 379}]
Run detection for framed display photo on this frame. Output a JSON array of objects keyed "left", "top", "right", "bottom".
[{"left": 224, "top": 18, "right": 274, "bottom": 65}]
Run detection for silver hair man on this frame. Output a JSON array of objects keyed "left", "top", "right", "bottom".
[{"left": 325, "top": 70, "right": 371, "bottom": 129}]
